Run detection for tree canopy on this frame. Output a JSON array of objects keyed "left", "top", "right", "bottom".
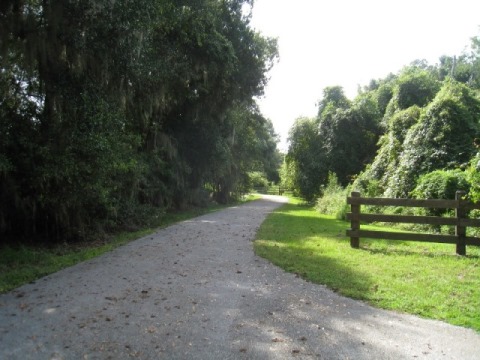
[
  {"left": 0, "top": 0, "right": 279, "bottom": 242},
  {"left": 284, "top": 33, "right": 480, "bottom": 202}
]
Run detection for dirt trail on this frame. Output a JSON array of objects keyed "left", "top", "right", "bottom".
[{"left": 1, "top": 196, "right": 479, "bottom": 359}]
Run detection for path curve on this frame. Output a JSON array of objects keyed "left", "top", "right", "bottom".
[{"left": 1, "top": 196, "right": 479, "bottom": 359}]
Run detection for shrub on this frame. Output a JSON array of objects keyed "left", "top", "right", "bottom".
[
  {"left": 248, "top": 171, "right": 270, "bottom": 189},
  {"left": 389, "top": 80, "right": 480, "bottom": 197},
  {"left": 467, "top": 152, "right": 480, "bottom": 202},
  {"left": 411, "top": 169, "right": 470, "bottom": 216},
  {"left": 316, "top": 172, "right": 348, "bottom": 219},
  {"left": 411, "top": 169, "right": 470, "bottom": 200}
]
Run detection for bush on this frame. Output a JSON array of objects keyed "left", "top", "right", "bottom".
[
  {"left": 389, "top": 80, "right": 480, "bottom": 197},
  {"left": 352, "top": 176, "right": 384, "bottom": 198},
  {"left": 467, "top": 152, "right": 480, "bottom": 202},
  {"left": 248, "top": 171, "right": 270, "bottom": 189},
  {"left": 316, "top": 172, "right": 348, "bottom": 219},
  {"left": 411, "top": 169, "right": 470, "bottom": 200},
  {"left": 411, "top": 169, "right": 470, "bottom": 216}
]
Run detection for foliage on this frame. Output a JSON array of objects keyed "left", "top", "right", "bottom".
[
  {"left": 196, "top": 104, "right": 281, "bottom": 203},
  {"left": 320, "top": 93, "right": 382, "bottom": 185},
  {"left": 248, "top": 171, "right": 270, "bottom": 189},
  {"left": 436, "top": 52, "right": 480, "bottom": 87},
  {"left": 286, "top": 87, "right": 382, "bottom": 201},
  {"left": 389, "top": 79, "right": 480, "bottom": 197},
  {"left": 0, "top": 0, "right": 279, "bottom": 242},
  {"left": 412, "top": 169, "right": 470, "bottom": 200},
  {"left": 285, "top": 33, "right": 480, "bottom": 208},
  {"left": 388, "top": 105, "right": 422, "bottom": 142},
  {"left": 353, "top": 106, "right": 423, "bottom": 195},
  {"left": 411, "top": 169, "right": 470, "bottom": 217},
  {"left": 317, "top": 86, "right": 351, "bottom": 118},
  {"left": 315, "top": 172, "right": 348, "bottom": 219},
  {"left": 392, "top": 67, "right": 441, "bottom": 110},
  {"left": 373, "top": 77, "right": 396, "bottom": 115},
  {"left": 279, "top": 157, "right": 295, "bottom": 191},
  {"left": 466, "top": 152, "right": 480, "bottom": 202},
  {"left": 285, "top": 117, "right": 323, "bottom": 201}
]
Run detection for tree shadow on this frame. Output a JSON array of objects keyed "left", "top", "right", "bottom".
[
  {"left": 255, "top": 210, "right": 374, "bottom": 301},
  {"left": 359, "top": 243, "right": 480, "bottom": 259}
]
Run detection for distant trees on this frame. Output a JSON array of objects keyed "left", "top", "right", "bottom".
[
  {"left": 0, "top": 0, "right": 279, "bottom": 242},
  {"left": 286, "top": 87, "right": 382, "bottom": 200},
  {"left": 284, "top": 33, "right": 480, "bottom": 204},
  {"left": 285, "top": 117, "right": 323, "bottom": 201},
  {"left": 388, "top": 80, "right": 480, "bottom": 197},
  {"left": 355, "top": 74, "right": 480, "bottom": 199}
]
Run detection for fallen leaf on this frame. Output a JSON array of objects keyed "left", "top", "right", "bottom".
[{"left": 146, "top": 326, "right": 157, "bottom": 334}]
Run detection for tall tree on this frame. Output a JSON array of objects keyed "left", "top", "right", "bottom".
[
  {"left": 317, "top": 92, "right": 382, "bottom": 186},
  {"left": 389, "top": 79, "right": 480, "bottom": 197},
  {"left": 285, "top": 117, "right": 323, "bottom": 201},
  {"left": 0, "top": 0, "right": 278, "bottom": 242}
]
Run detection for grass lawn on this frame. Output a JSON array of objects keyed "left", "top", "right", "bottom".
[
  {"left": 254, "top": 198, "right": 480, "bottom": 332},
  {"left": 0, "top": 194, "right": 260, "bottom": 294}
]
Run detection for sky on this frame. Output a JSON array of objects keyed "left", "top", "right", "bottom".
[{"left": 248, "top": 0, "right": 480, "bottom": 151}]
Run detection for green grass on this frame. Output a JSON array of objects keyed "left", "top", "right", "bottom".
[
  {"left": 254, "top": 200, "right": 480, "bottom": 332},
  {"left": 0, "top": 194, "right": 259, "bottom": 294}
]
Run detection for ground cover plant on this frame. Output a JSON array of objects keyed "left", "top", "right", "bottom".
[
  {"left": 254, "top": 198, "right": 480, "bottom": 331},
  {"left": 0, "top": 195, "right": 260, "bottom": 294}
]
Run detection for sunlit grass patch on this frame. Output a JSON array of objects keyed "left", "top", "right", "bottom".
[{"left": 254, "top": 200, "right": 480, "bottom": 331}]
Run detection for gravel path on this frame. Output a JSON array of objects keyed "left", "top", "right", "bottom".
[{"left": 1, "top": 196, "right": 479, "bottom": 359}]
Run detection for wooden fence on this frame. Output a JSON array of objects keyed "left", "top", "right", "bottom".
[
  {"left": 346, "top": 191, "right": 480, "bottom": 255},
  {"left": 253, "top": 186, "right": 291, "bottom": 196}
]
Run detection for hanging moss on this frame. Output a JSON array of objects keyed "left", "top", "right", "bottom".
[{"left": 0, "top": 0, "right": 279, "bottom": 243}]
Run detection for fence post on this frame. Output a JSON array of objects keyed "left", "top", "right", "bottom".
[
  {"left": 350, "top": 191, "right": 360, "bottom": 248},
  {"left": 455, "top": 190, "right": 467, "bottom": 256}
]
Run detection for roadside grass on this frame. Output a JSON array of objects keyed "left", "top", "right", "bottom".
[
  {"left": 254, "top": 199, "right": 480, "bottom": 332},
  {"left": 0, "top": 194, "right": 260, "bottom": 294}
]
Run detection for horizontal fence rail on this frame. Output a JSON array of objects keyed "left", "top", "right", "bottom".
[
  {"left": 253, "top": 186, "right": 292, "bottom": 196},
  {"left": 346, "top": 191, "right": 480, "bottom": 255}
]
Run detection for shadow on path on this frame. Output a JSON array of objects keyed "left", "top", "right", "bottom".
[{"left": 0, "top": 196, "right": 479, "bottom": 359}]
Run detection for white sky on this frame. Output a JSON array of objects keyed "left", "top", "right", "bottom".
[{"left": 249, "top": 0, "right": 480, "bottom": 151}]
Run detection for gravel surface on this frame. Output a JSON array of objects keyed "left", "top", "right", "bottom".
[{"left": 1, "top": 196, "right": 479, "bottom": 359}]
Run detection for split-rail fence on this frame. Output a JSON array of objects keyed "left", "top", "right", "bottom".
[{"left": 346, "top": 191, "right": 480, "bottom": 255}]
